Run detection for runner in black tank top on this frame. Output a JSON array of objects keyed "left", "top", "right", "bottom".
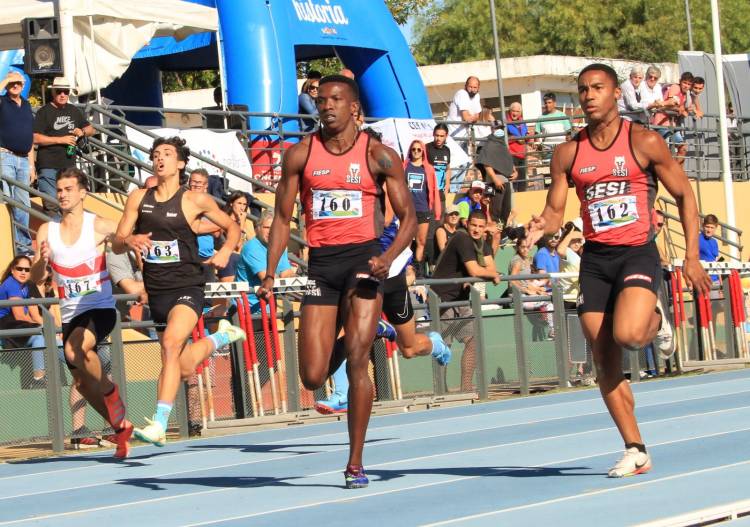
[
  {"left": 135, "top": 186, "right": 204, "bottom": 292},
  {"left": 114, "top": 136, "right": 246, "bottom": 447},
  {"left": 525, "top": 64, "right": 711, "bottom": 479}
]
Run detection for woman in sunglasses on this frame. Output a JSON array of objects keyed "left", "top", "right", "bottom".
[
  {"left": 298, "top": 78, "right": 320, "bottom": 132},
  {"left": 0, "top": 255, "right": 46, "bottom": 386},
  {"left": 404, "top": 139, "right": 441, "bottom": 276}
]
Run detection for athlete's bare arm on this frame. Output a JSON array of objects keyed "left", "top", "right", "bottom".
[
  {"left": 632, "top": 126, "right": 712, "bottom": 294},
  {"left": 368, "top": 142, "right": 417, "bottom": 279},
  {"left": 188, "top": 192, "right": 240, "bottom": 269},
  {"left": 113, "top": 189, "right": 150, "bottom": 255},
  {"left": 526, "top": 140, "right": 576, "bottom": 247},
  {"left": 259, "top": 139, "right": 307, "bottom": 296},
  {"left": 30, "top": 222, "right": 50, "bottom": 284},
  {"left": 94, "top": 217, "right": 119, "bottom": 247}
]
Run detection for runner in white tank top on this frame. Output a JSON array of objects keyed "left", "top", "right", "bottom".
[{"left": 32, "top": 168, "right": 133, "bottom": 459}]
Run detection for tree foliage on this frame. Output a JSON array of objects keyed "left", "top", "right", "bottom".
[{"left": 412, "top": 0, "right": 750, "bottom": 66}]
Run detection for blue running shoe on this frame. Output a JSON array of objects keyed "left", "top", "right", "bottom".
[
  {"left": 314, "top": 392, "right": 348, "bottom": 414},
  {"left": 428, "top": 331, "right": 452, "bottom": 366},
  {"left": 344, "top": 465, "right": 369, "bottom": 489},
  {"left": 376, "top": 319, "right": 397, "bottom": 341}
]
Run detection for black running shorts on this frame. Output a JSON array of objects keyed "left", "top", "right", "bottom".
[
  {"left": 303, "top": 241, "right": 383, "bottom": 306},
  {"left": 62, "top": 308, "right": 117, "bottom": 346},
  {"left": 148, "top": 286, "right": 204, "bottom": 325},
  {"left": 382, "top": 272, "right": 414, "bottom": 325},
  {"left": 578, "top": 240, "right": 662, "bottom": 315}
]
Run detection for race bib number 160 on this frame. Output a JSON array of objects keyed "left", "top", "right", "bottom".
[{"left": 312, "top": 190, "right": 362, "bottom": 220}]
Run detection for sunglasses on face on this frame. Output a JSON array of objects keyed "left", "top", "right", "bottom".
[
  {"left": 7, "top": 81, "right": 23, "bottom": 88},
  {"left": 14, "top": 266, "right": 30, "bottom": 272},
  {"left": 54, "top": 89, "right": 70, "bottom": 95},
  {"left": 309, "top": 85, "right": 319, "bottom": 91},
  {"left": 647, "top": 75, "right": 659, "bottom": 80},
  {"left": 411, "top": 148, "right": 422, "bottom": 153},
  {"left": 655, "top": 222, "right": 664, "bottom": 227}
]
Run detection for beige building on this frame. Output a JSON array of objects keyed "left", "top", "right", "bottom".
[{"left": 419, "top": 55, "right": 680, "bottom": 120}]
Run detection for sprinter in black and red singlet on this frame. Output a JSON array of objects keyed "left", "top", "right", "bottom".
[
  {"left": 526, "top": 64, "right": 711, "bottom": 478},
  {"left": 258, "top": 75, "right": 416, "bottom": 489}
]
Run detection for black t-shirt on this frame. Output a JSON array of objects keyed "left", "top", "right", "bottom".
[
  {"left": 432, "top": 230, "right": 493, "bottom": 302},
  {"left": 33, "top": 103, "right": 89, "bottom": 169},
  {"left": 425, "top": 141, "right": 451, "bottom": 188}
]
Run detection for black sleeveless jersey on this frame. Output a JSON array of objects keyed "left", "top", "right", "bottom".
[{"left": 135, "top": 187, "right": 204, "bottom": 292}]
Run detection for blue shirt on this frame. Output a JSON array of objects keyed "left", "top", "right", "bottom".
[
  {"left": 533, "top": 247, "right": 560, "bottom": 274},
  {"left": 699, "top": 233, "right": 720, "bottom": 283},
  {"left": 197, "top": 234, "right": 215, "bottom": 258},
  {"left": 0, "top": 275, "right": 29, "bottom": 319},
  {"left": 0, "top": 94, "right": 33, "bottom": 154},
  {"left": 406, "top": 162, "right": 430, "bottom": 213},
  {"left": 236, "top": 237, "right": 291, "bottom": 312}
]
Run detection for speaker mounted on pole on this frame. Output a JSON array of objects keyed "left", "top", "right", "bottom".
[{"left": 22, "top": 17, "right": 64, "bottom": 76}]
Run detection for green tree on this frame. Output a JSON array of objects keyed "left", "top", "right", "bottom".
[{"left": 412, "top": 0, "right": 750, "bottom": 66}]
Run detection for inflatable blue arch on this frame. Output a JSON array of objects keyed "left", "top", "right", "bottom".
[{"left": 109, "top": 0, "right": 431, "bottom": 129}]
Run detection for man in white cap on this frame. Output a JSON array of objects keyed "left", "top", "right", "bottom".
[
  {"left": 33, "top": 78, "right": 94, "bottom": 217},
  {"left": 0, "top": 70, "right": 34, "bottom": 253},
  {"left": 456, "top": 180, "right": 485, "bottom": 227}
]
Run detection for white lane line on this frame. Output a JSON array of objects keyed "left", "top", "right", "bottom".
[
  {"left": 2, "top": 395, "right": 749, "bottom": 502},
  {"left": 2, "top": 411, "right": 749, "bottom": 525},
  {"left": 180, "top": 430, "right": 750, "bottom": 527},
  {"left": 420, "top": 459, "right": 750, "bottom": 526},
  {"left": 3, "top": 381, "right": 748, "bottom": 484}
]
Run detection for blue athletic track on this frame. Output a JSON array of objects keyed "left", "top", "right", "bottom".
[{"left": 1, "top": 369, "right": 749, "bottom": 526}]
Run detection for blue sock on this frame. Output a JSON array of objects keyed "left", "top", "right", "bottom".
[
  {"left": 155, "top": 401, "right": 173, "bottom": 430},
  {"left": 208, "top": 331, "right": 231, "bottom": 351},
  {"left": 331, "top": 360, "right": 349, "bottom": 397}
]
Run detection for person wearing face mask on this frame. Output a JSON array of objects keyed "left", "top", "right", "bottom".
[{"left": 475, "top": 121, "right": 516, "bottom": 226}]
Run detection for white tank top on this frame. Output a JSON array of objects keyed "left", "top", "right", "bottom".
[{"left": 47, "top": 212, "right": 115, "bottom": 323}]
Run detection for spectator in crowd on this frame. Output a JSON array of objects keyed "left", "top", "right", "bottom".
[
  {"left": 699, "top": 213, "right": 721, "bottom": 285},
  {"left": 236, "top": 211, "right": 296, "bottom": 314},
  {"left": 507, "top": 239, "right": 552, "bottom": 339},
  {"left": 478, "top": 186, "right": 501, "bottom": 253},
  {"left": 475, "top": 121, "right": 515, "bottom": 226},
  {"left": 688, "top": 76, "right": 705, "bottom": 120},
  {"left": 298, "top": 78, "right": 320, "bottom": 132},
  {"left": 456, "top": 180, "right": 484, "bottom": 226},
  {"left": 215, "top": 190, "right": 249, "bottom": 296},
  {"left": 506, "top": 102, "right": 532, "bottom": 192},
  {"left": 654, "top": 71, "right": 694, "bottom": 165},
  {"left": 534, "top": 92, "right": 571, "bottom": 151},
  {"left": 204, "top": 86, "right": 225, "bottom": 129},
  {"left": 0, "top": 255, "right": 46, "bottom": 386},
  {"left": 447, "top": 76, "right": 482, "bottom": 140},
  {"left": 533, "top": 233, "right": 561, "bottom": 276},
  {"left": 556, "top": 219, "right": 584, "bottom": 311},
  {"left": 188, "top": 168, "right": 219, "bottom": 283},
  {"left": 425, "top": 123, "right": 452, "bottom": 207},
  {"left": 640, "top": 66, "right": 667, "bottom": 121},
  {"left": 617, "top": 66, "right": 646, "bottom": 122},
  {"left": 33, "top": 78, "right": 94, "bottom": 217},
  {"left": 432, "top": 211, "right": 500, "bottom": 392},
  {"left": 0, "top": 70, "right": 35, "bottom": 254},
  {"left": 434, "top": 204, "right": 461, "bottom": 259},
  {"left": 404, "top": 139, "right": 441, "bottom": 275}
]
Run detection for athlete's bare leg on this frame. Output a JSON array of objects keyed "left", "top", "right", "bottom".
[
  {"left": 394, "top": 320, "right": 432, "bottom": 359},
  {"left": 415, "top": 222, "right": 429, "bottom": 264},
  {"left": 64, "top": 326, "right": 114, "bottom": 421},
  {"left": 612, "top": 287, "right": 660, "bottom": 350},
  {"left": 339, "top": 283, "right": 383, "bottom": 468},
  {"left": 298, "top": 305, "right": 340, "bottom": 389},
  {"left": 580, "top": 311, "right": 643, "bottom": 446},
  {"left": 157, "top": 305, "right": 217, "bottom": 402}
]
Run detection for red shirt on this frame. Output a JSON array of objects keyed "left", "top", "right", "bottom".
[
  {"left": 301, "top": 131, "right": 384, "bottom": 248},
  {"left": 570, "top": 119, "right": 657, "bottom": 246}
]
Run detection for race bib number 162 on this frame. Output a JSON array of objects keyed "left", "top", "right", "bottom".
[{"left": 588, "top": 195, "right": 639, "bottom": 232}]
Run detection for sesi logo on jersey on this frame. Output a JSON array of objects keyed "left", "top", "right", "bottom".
[
  {"left": 584, "top": 181, "right": 631, "bottom": 201},
  {"left": 612, "top": 156, "right": 628, "bottom": 177},
  {"left": 346, "top": 163, "right": 361, "bottom": 184}
]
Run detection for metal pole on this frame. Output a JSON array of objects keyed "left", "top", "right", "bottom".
[
  {"left": 685, "top": 0, "right": 694, "bottom": 51},
  {"left": 41, "top": 307, "right": 65, "bottom": 453},
  {"left": 711, "top": 0, "right": 739, "bottom": 259},
  {"left": 488, "top": 0, "right": 507, "bottom": 130},
  {"left": 470, "top": 286, "right": 488, "bottom": 400}
]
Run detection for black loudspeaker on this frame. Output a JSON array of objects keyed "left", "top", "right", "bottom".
[{"left": 22, "top": 17, "right": 63, "bottom": 76}]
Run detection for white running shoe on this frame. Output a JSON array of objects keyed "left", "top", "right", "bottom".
[
  {"left": 217, "top": 319, "right": 246, "bottom": 344},
  {"left": 133, "top": 417, "right": 167, "bottom": 447},
  {"left": 654, "top": 297, "right": 675, "bottom": 360},
  {"left": 608, "top": 447, "right": 652, "bottom": 478}
]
